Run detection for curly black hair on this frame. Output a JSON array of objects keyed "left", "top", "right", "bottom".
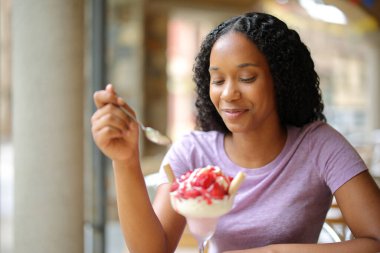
[{"left": 193, "top": 12, "right": 326, "bottom": 133}]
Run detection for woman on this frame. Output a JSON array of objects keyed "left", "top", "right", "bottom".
[{"left": 91, "top": 12, "right": 380, "bottom": 253}]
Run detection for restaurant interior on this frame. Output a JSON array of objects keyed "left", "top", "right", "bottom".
[{"left": 1, "top": 0, "right": 380, "bottom": 253}]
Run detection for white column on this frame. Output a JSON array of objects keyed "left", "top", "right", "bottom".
[{"left": 12, "top": 1, "right": 84, "bottom": 253}]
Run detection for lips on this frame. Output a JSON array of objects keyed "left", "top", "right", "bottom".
[{"left": 221, "top": 108, "right": 248, "bottom": 119}]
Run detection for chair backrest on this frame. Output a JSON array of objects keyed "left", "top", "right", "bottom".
[{"left": 318, "top": 222, "right": 342, "bottom": 243}]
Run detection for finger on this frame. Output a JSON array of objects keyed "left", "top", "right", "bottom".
[
  {"left": 91, "top": 103, "right": 130, "bottom": 125},
  {"left": 93, "top": 126, "right": 124, "bottom": 146},
  {"left": 92, "top": 110, "right": 130, "bottom": 134},
  {"left": 105, "top": 83, "right": 117, "bottom": 95},
  {"left": 117, "top": 96, "right": 124, "bottom": 106},
  {"left": 93, "top": 85, "right": 118, "bottom": 109}
]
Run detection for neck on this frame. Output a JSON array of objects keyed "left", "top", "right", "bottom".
[{"left": 224, "top": 125, "right": 287, "bottom": 168}]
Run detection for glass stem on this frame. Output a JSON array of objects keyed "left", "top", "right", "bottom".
[
  {"left": 199, "top": 244, "right": 204, "bottom": 253},
  {"left": 199, "top": 239, "right": 208, "bottom": 253}
]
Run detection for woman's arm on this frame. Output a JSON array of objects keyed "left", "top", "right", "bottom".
[
  {"left": 225, "top": 171, "right": 380, "bottom": 253},
  {"left": 335, "top": 171, "right": 380, "bottom": 243},
  {"left": 91, "top": 84, "right": 186, "bottom": 253},
  {"left": 113, "top": 159, "right": 186, "bottom": 253}
]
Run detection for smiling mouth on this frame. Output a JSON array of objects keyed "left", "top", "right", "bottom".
[{"left": 221, "top": 109, "right": 248, "bottom": 118}]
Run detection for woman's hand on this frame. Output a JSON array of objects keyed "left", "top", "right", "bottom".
[{"left": 91, "top": 84, "right": 139, "bottom": 161}]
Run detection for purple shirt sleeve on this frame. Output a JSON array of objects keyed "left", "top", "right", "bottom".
[{"left": 309, "top": 123, "right": 368, "bottom": 193}]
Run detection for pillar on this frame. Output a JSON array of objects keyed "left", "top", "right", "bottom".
[{"left": 12, "top": 1, "right": 84, "bottom": 253}]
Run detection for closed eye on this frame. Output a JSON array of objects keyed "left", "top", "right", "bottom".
[
  {"left": 211, "top": 79, "right": 224, "bottom": 85},
  {"left": 239, "top": 76, "right": 257, "bottom": 83}
]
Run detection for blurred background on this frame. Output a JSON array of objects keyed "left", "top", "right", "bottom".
[{"left": 1, "top": 0, "right": 379, "bottom": 253}]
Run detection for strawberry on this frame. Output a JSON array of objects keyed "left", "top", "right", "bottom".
[
  {"left": 183, "top": 188, "right": 201, "bottom": 199},
  {"left": 209, "top": 183, "right": 226, "bottom": 199},
  {"left": 192, "top": 172, "right": 216, "bottom": 189}
]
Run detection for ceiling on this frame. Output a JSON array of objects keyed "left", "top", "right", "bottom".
[
  {"left": 261, "top": 0, "right": 379, "bottom": 35},
  {"left": 144, "top": 0, "right": 379, "bottom": 34}
]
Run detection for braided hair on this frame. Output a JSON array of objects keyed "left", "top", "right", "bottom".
[{"left": 193, "top": 12, "right": 326, "bottom": 133}]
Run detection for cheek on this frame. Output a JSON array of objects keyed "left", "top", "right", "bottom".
[
  {"left": 209, "top": 86, "right": 220, "bottom": 108},
  {"left": 257, "top": 85, "right": 277, "bottom": 111}
]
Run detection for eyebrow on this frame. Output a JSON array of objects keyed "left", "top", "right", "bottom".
[
  {"left": 209, "top": 62, "right": 260, "bottom": 71},
  {"left": 238, "top": 63, "right": 260, "bottom": 68}
]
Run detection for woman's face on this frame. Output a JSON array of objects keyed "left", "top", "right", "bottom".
[{"left": 209, "top": 32, "right": 279, "bottom": 133}]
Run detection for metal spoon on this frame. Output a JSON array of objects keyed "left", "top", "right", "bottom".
[{"left": 120, "top": 107, "right": 172, "bottom": 146}]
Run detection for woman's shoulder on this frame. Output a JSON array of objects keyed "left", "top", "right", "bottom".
[
  {"left": 287, "top": 121, "right": 353, "bottom": 159},
  {"left": 292, "top": 121, "right": 347, "bottom": 143},
  {"left": 301, "top": 120, "right": 336, "bottom": 133}
]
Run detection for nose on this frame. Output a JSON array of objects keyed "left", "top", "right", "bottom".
[{"left": 220, "top": 79, "right": 240, "bottom": 101}]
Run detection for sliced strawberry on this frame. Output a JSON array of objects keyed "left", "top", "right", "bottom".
[
  {"left": 209, "top": 183, "right": 226, "bottom": 199},
  {"left": 192, "top": 172, "right": 216, "bottom": 189},
  {"left": 183, "top": 188, "right": 201, "bottom": 199}
]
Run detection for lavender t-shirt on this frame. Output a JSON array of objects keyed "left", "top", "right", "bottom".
[{"left": 158, "top": 121, "right": 367, "bottom": 252}]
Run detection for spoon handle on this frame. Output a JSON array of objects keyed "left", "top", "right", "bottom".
[
  {"left": 118, "top": 104, "right": 172, "bottom": 146},
  {"left": 119, "top": 106, "right": 146, "bottom": 131}
]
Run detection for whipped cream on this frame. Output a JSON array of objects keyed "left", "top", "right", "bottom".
[{"left": 170, "top": 165, "right": 234, "bottom": 218}]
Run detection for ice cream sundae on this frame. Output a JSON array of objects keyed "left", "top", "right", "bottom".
[
  {"left": 164, "top": 164, "right": 245, "bottom": 253},
  {"left": 169, "top": 165, "right": 235, "bottom": 218}
]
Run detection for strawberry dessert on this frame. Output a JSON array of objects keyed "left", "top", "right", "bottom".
[{"left": 169, "top": 165, "right": 235, "bottom": 218}]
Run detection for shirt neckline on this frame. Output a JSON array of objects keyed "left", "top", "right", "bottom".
[{"left": 217, "top": 127, "right": 296, "bottom": 175}]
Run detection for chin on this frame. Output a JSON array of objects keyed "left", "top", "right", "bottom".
[{"left": 225, "top": 125, "right": 246, "bottom": 133}]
